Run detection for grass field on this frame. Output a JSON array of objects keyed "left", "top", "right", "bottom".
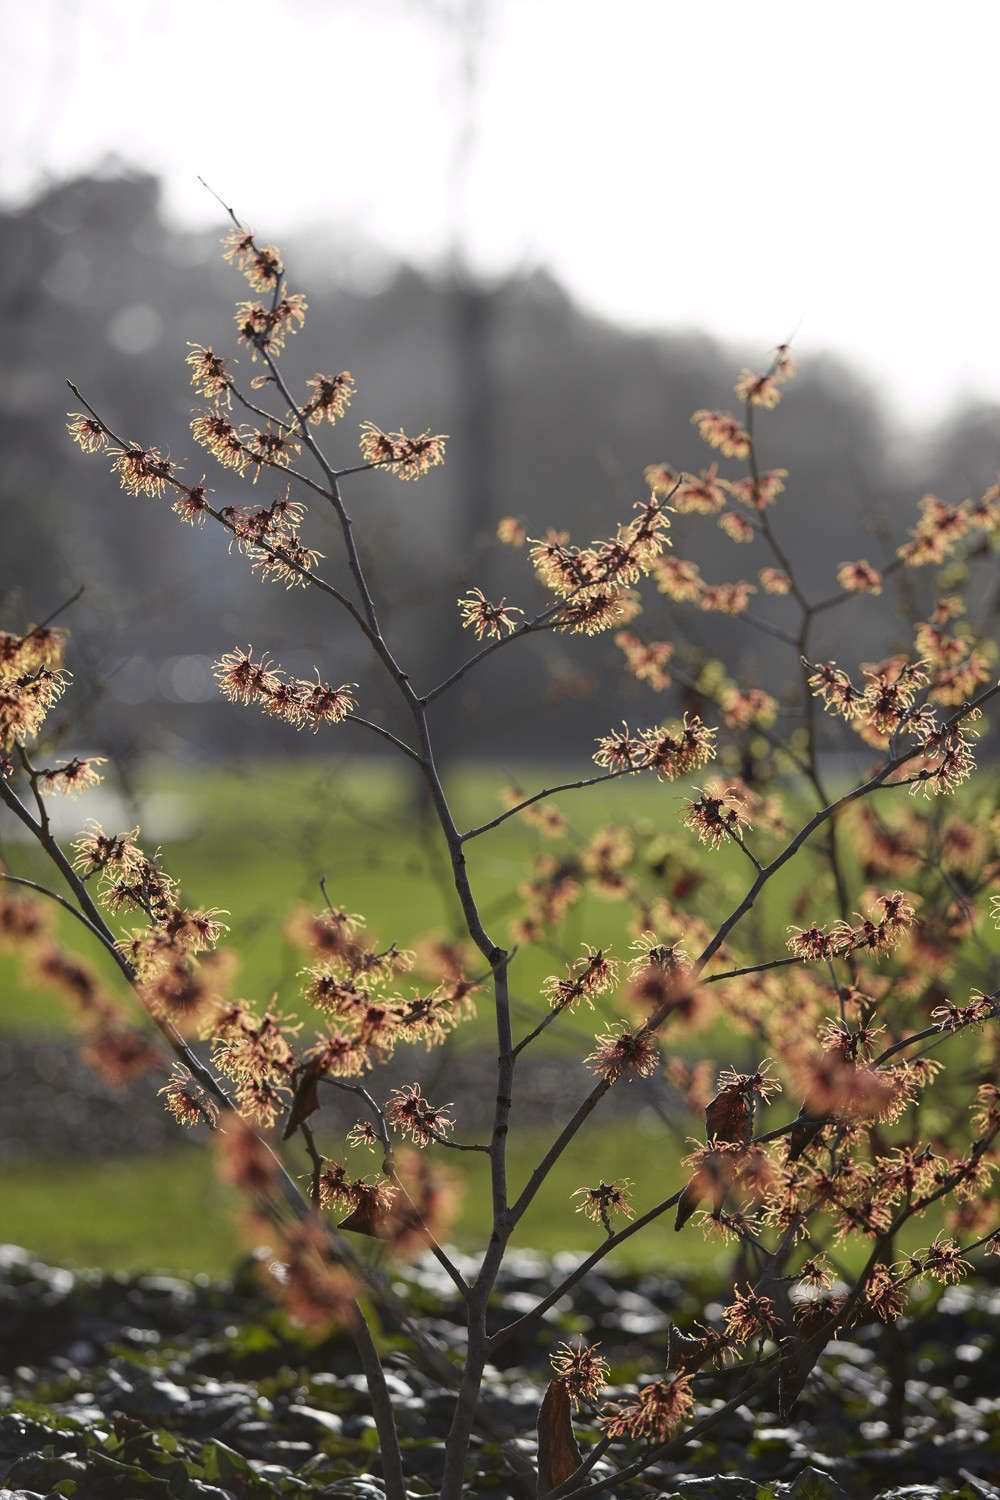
[
  {"left": 0, "top": 751, "right": 809, "bottom": 1035},
  {"left": 1, "top": 752, "right": 995, "bottom": 1276},
  {"left": 0, "top": 753, "right": 779, "bottom": 1273},
  {"left": 2, "top": 1120, "right": 702, "bottom": 1277}
]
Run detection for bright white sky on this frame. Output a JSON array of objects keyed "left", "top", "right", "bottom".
[{"left": 5, "top": 0, "right": 1000, "bottom": 425}]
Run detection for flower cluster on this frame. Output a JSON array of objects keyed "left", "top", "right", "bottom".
[
  {"left": 211, "top": 1004, "right": 300, "bottom": 1126},
  {"left": 542, "top": 944, "right": 618, "bottom": 1012},
  {"left": 584, "top": 1022, "right": 660, "bottom": 1083},
  {"left": 897, "top": 493, "right": 971, "bottom": 567},
  {"left": 234, "top": 293, "right": 308, "bottom": 360},
  {"left": 684, "top": 780, "right": 753, "bottom": 850},
  {"left": 219, "top": 494, "right": 321, "bottom": 587},
  {"left": 549, "top": 1339, "right": 609, "bottom": 1407},
  {"left": 526, "top": 496, "right": 672, "bottom": 637},
  {"left": 223, "top": 229, "right": 284, "bottom": 290},
  {"left": 786, "top": 890, "right": 915, "bottom": 962},
  {"left": 286, "top": 901, "right": 477, "bottom": 1087},
  {"left": 457, "top": 587, "right": 524, "bottom": 640},
  {"left": 690, "top": 409, "right": 750, "bottom": 458},
  {"left": 0, "top": 626, "right": 69, "bottom": 750},
  {"left": 724, "top": 1283, "right": 782, "bottom": 1342},
  {"left": 185, "top": 344, "right": 233, "bottom": 405},
  {"left": 572, "top": 1178, "right": 634, "bottom": 1226},
  {"left": 599, "top": 1375, "right": 694, "bottom": 1442},
  {"left": 359, "top": 421, "right": 448, "bottom": 480},
  {"left": 213, "top": 647, "right": 356, "bottom": 731},
  {"left": 36, "top": 757, "right": 107, "bottom": 797},
  {"left": 593, "top": 714, "right": 717, "bottom": 779},
  {"left": 837, "top": 558, "right": 883, "bottom": 594},
  {"left": 385, "top": 1082, "right": 455, "bottom": 1146},
  {"left": 159, "top": 1064, "right": 219, "bottom": 1128},
  {"left": 303, "top": 371, "right": 355, "bottom": 425},
  {"left": 614, "top": 630, "right": 674, "bottom": 690},
  {"left": 498, "top": 784, "right": 565, "bottom": 836},
  {"left": 0, "top": 873, "right": 163, "bottom": 1088}
]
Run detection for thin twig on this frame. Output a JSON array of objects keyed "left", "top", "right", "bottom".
[{"left": 460, "top": 766, "right": 640, "bottom": 842}]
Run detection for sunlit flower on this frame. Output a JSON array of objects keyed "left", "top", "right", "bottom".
[
  {"left": 758, "top": 566, "right": 792, "bottom": 594},
  {"left": 724, "top": 1283, "right": 782, "bottom": 1342},
  {"left": 66, "top": 413, "right": 107, "bottom": 452},
  {"left": 497, "top": 515, "right": 526, "bottom": 546},
  {"left": 385, "top": 1082, "right": 455, "bottom": 1146},
  {"left": 109, "top": 443, "right": 175, "bottom": 498},
  {"left": 359, "top": 422, "right": 448, "bottom": 480},
  {"left": 837, "top": 559, "right": 882, "bottom": 595},
  {"left": 212, "top": 647, "right": 355, "bottom": 730},
  {"left": 651, "top": 555, "right": 704, "bottom": 601},
  {"left": 172, "top": 481, "right": 211, "bottom": 526},
  {"left": 297, "top": 673, "right": 357, "bottom": 730},
  {"left": 796, "top": 1256, "right": 834, "bottom": 1290},
  {"left": 684, "top": 782, "right": 752, "bottom": 849},
  {"left": 729, "top": 469, "right": 788, "bottom": 509},
  {"left": 185, "top": 345, "right": 232, "bottom": 405},
  {"left": 718, "top": 511, "right": 755, "bottom": 543},
  {"left": 572, "top": 1178, "right": 634, "bottom": 1225},
  {"left": 542, "top": 945, "right": 618, "bottom": 1011},
  {"left": 304, "top": 371, "right": 355, "bottom": 425},
  {"left": 735, "top": 369, "right": 782, "bottom": 408},
  {"left": 773, "top": 344, "right": 798, "bottom": 382},
  {"left": 853, "top": 1264, "right": 908, "bottom": 1324},
  {"left": 638, "top": 713, "right": 717, "bottom": 780},
  {"left": 897, "top": 494, "right": 970, "bottom": 566},
  {"left": 555, "top": 585, "right": 640, "bottom": 636},
  {"left": 585, "top": 1023, "right": 660, "bottom": 1084},
  {"left": 912, "top": 1236, "right": 973, "bottom": 1286},
  {"left": 599, "top": 1375, "right": 693, "bottom": 1442},
  {"left": 699, "top": 580, "right": 756, "bottom": 615},
  {"left": 930, "top": 991, "right": 994, "bottom": 1033},
  {"left": 807, "top": 661, "right": 864, "bottom": 718},
  {"left": 222, "top": 227, "right": 256, "bottom": 267},
  {"left": 70, "top": 820, "right": 143, "bottom": 880},
  {"left": 213, "top": 646, "right": 281, "bottom": 706},
  {"left": 159, "top": 1064, "right": 219, "bottom": 1127},
  {"left": 720, "top": 686, "right": 777, "bottom": 728},
  {"left": 672, "top": 464, "right": 729, "bottom": 514},
  {"left": 243, "top": 243, "right": 283, "bottom": 292},
  {"left": 458, "top": 587, "right": 524, "bottom": 640},
  {"left": 614, "top": 631, "right": 674, "bottom": 690},
  {"left": 786, "top": 922, "right": 839, "bottom": 960},
  {"left": 234, "top": 293, "right": 307, "bottom": 359},
  {"left": 191, "top": 409, "right": 249, "bottom": 472},
  {"left": 243, "top": 425, "right": 301, "bottom": 481},
  {"left": 643, "top": 462, "right": 678, "bottom": 495},
  {"left": 37, "top": 756, "right": 106, "bottom": 797},
  {"left": 549, "top": 1338, "right": 609, "bottom": 1407},
  {"left": 691, "top": 410, "right": 750, "bottom": 459},
  {"left": 593, "top": 721, "right": 646, "bottom": 773}
]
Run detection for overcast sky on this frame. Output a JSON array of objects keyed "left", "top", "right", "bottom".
[{"left": 5, "top": 0, "right": 1000, "bottom": 425}]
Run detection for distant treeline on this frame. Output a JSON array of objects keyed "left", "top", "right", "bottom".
[{"left": 2, "top": 167, "right": 998, "bottom": 766}]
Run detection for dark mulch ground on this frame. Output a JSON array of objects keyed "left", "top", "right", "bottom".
[{"left": 2, "top": 1244, "right": 1000, "bottom": 1498}]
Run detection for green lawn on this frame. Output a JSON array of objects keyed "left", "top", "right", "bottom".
[
  {"left": 2, "top": 753, "right": 994, "bottom": 1277},
  {"left": 4, "top": 1119, "right": 710, "bottom": 1278},
  {"left": 3, "top": 1118, "right": 944, "bottom": 1281},
  {"left": 0, "top": 751, "right": 814, "bottom": 1037},
  {"left": 0, "top": 753, "right": 785, "bottom": 1275}
]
